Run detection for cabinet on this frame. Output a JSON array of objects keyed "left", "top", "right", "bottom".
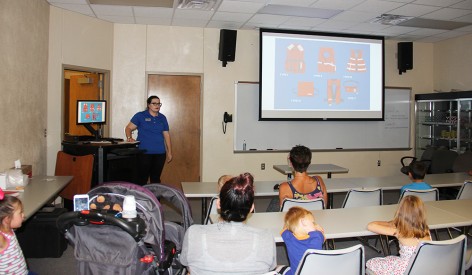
[{"left": 415, "top": 91, "right": 472, "bottom": 158}]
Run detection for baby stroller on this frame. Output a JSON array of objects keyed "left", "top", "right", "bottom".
[
  {"left": 144, "top": 184, "right": 193, "bottom": 253},
  {"left": 57, "top": 182, "right": 178, "bottom": 275}
]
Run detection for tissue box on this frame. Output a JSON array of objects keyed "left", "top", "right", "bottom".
[{"left": 10, "top": 165, "right": 32, "bottom": 178}]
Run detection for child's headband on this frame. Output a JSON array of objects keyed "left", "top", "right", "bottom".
[{"left": 0, "top": 188, "right": 4, "bottom": 200}]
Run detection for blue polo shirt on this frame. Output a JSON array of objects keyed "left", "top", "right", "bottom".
[
  {"left": 282, "top": 229, "right": 324, "bottom": 275},
  {"left": 131, "top": 110, "right": 169, "bottom": 154},
  {"left": 400, "top": 181, "right": 432, "bottom": 194}
]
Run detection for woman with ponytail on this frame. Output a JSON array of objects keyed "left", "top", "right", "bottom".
[{"left": 180, "top": 173, "right": 276, "bottom": 274}]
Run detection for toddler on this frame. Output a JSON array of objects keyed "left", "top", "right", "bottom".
[
  {"left": 0, "top": 188, "right": 28, "bottom": 274},
  {"left": 281, "top": 206, "right": 325, "bottom": 275}
]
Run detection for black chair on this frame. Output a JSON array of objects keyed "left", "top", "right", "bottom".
[
  {"left": 452, "top": 151, "right": 472, "bottom": 172},
  {"left": 400, "top": 146, "right": 436, "bottom": 175},
  {"left": 429, "top": 149, "right": 458, "bottom": 174}
]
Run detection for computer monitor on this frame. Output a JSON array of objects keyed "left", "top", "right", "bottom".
[{"left": 76, "top": 100, "right": 106, "bottom": 139}]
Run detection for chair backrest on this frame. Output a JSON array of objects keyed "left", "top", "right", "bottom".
[
  {"left": 204, "top": 196, "right": 219, "bottom": 224},
  {"left": 342, "top": 189, "right": 382, "bottom": 208},
  {"left": 55, "top": 151, "right": 94, "bottom": 200},
  {"left": 457, "top": 181, "right": 472, "bottom": 200},
  {"left": 280, "top": 198, "right": 325, "bottom": 212},
  {"left": 466, "top": 246, "right": 472, "bottom": 270},
  {"left": 399, "top": 188, "right": 439, "bottom": 202},
  {"left": 404, "top": 235, "right": 466, "bottom": 275},
  {"left": 294, "top": 244, "right": 365, "bottom": 275},
  {"left": 430, "top": 149, "right": 459, "bottom": 174},
  {"left": 452, "top": 151, "right": 472, "bottom": 172}
]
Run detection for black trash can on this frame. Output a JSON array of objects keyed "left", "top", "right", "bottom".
[{"left": 16, "top": 207, "right": 68, "bottom": 258}]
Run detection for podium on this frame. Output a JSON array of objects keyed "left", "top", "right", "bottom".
[{"left": 61, "top": 141, "right": 143, "bottom": 186}]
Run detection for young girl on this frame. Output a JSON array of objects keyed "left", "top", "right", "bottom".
[
  {"left": 366, "top": 195, "right": 431, "bottom": 274},
  {"left": 0, "top": 188, "right": 28, "bottom": 274},
  {"left": 281, "top": 206, "right": 325, "bottom": 275}
]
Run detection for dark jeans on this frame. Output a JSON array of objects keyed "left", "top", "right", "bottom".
[{"left": 138, "top": 153, "right": 166, "bottom": 185}]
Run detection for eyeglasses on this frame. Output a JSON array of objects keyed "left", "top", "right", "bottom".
[{"left": 150, "top": 102, "right": 162, "bottom": 106}]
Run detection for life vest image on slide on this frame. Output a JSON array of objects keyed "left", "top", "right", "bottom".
[
  {"left": 317, "top": 47, "right": 336, "bottom": 73},
  {"left": 298, "top": 81, "right": 315, "bottom": 97},
  {"left": 273, "top": 39, "right": 372, "bottom": 111},
  {"left": 285, "top": 44, "right": 306, "bottom": 74},
  {"left": 347, "top": 50, "right": 367, "bottom": 72}
]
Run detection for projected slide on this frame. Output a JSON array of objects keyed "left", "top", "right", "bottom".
[{"left": 260, "top": 29, "right": 384, "bottom": 120}]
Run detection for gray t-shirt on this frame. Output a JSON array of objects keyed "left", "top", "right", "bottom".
[{"left": 180, "top": 222, "right": 277, "bottom": 274}]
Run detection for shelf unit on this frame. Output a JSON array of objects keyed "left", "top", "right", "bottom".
[{"left": 415, "top": 91, "right": 472, "bottom": 158}]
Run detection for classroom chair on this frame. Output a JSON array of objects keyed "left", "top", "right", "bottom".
[
  {"left": 399, "top": 188, "right": 439, "bottom": 202},
  {"left": 280, "top": 198, "right": 325, "bottom": 212},
  {"left": 294, "top": 244, "right": 365, "bottom": 275},
  {"left": 204, "top": 196, "right": 219, "bottom": 224},
  {"left": 341, "top": 188, "right": 383, "bottom": 254},
  {"left": 403, "top": 235, "right": 466, "bottom": 275}
]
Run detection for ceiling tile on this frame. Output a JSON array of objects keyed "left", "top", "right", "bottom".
[
  {"left": 135, "top": 16, "right": 172, "bottom": 25},
  {"left": 218, "top": 1, "right": 265, "bottom": 13},
  {"left": 310, "top": 0, "right": 364, "bottom": 10},
  {"left": 350, "top": 0, "right": 405, "bottom": 13},
  {"left": 388, "top": 3, "right": 441, "bottom": 16},
  {"left": 421, "top": 8, "right": 472, "bottom": 20},
  {"left": 91, "top": 4, "right": 133, "bottom": 16},
  {"left": 206, "top": 20, "right": 244, "bottom": 29},
  {"left": 451, "top": 13, "right": 472, "bottom": 23},
  {"left": 173, "top": 9, "right": 214, "bottom": 20},
  {"left": 267, "top": 0, "right": 316, "bottom": 7},
  {"left": 412, "top": 0, "right": 463, "bottom": 7},
  {"left": 48, "top": 0, "right": 88, "bottom": 4},
  {"left": 332, "top": 11, "right": 379, "bottom": 23},
  {"left": 212, "top": 11, "right": 254, "bottom": 22},
  {"left": 133, "top": 6, "right": 173, "bottom": 18},
  {"left": 451, "top": 0, "right": 472, "bottom": 9},
  {"left": 247, "top": 14, "right": 291, "bottom": 25},
  {"left": 280, "top": 17, "right": 325, "bottom": 27}
]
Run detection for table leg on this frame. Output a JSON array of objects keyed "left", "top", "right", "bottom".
[{"left": 201, "top": 197, "right": 208, "bottom": 224}]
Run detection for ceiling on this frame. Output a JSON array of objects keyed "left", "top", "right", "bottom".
[{"left": 46, "top": 0, "right": 472, "bottom": 42}]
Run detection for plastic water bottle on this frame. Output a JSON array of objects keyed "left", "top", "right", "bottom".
[
  {"left": 243, "top": 140, "right": 247, "bottom": 151},
  {"left": 122, "top": 195, "right": 137, "bottom": 219}
]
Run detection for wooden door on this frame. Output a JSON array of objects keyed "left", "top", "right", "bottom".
[
  {"left": 147, "top": 75, "right": 201, "bottom": 189},
  {"left": 66, "top": 74, "right": 101, "bottom": 136}
]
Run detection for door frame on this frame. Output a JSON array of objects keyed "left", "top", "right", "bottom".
[{"left": 62, "top": 65, "right": 111, "bottom": 138}]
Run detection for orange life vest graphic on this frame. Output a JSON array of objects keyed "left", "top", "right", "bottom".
[
  {"left": 285, "top": 44, "right": 306, "bottom": 73},
  {"left": 346, "top": 50, "right": 367, "bottom": 72},
  {"left": 318, "top": 48, "right": 336, "bottom": 73}
]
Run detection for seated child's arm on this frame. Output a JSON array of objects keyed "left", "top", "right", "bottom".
[{"left": 367, "top": 220, "right": 396, "bottom": 236}]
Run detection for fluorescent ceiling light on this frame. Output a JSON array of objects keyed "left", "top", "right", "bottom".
[
  {"left": 177, "top": 0, "right": 219, "bottom": 10},
  {"left": 89, "top": 0, "right": 173, "bottom": 8},
  {"left": 399, "top": 18, "right": 471, "bottom": 30},
  {"left": 258, "top": 4, "right": 342, "bottom": 19},
  {"left": 371, "top": 13, "right": 471, "bottom": 30},
  {"left": 370, "top": 14, "right": 413, "bottom": 25}
]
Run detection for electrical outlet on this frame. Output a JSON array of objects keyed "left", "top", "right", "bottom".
[
  {"left": 377, "top": 160, "right": 381, "bottom": 166},
  {"left": 261, "top": 163, "right": 265, "bottom": 170}
]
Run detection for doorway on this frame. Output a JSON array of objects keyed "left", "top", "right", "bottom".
[
  {"left": 147, "top": 74, "right": 201, "bottom": 189},
  {"left": 63, "top": 68, "right": 109, "bottom": 139}
]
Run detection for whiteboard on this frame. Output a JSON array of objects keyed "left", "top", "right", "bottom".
[{"left": 234, "top": 82, "right": 411, "bottom": 151}]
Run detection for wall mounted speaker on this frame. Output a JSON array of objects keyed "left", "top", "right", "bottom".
[
  {"left": 218, "top": 29, "right": 237, "bottom": 67},
  {"left": 398, "top": 42, "right": 413, "bottom": 75}
]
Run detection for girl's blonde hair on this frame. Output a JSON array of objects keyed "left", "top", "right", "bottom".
[
  {"left": 393, "top": 195, "right": 430, "bottom": 239},
  {"left": 284, "top": 206, "right": 313, "bottom": 233},
  {"left": 217, "top": 175, "right": 232, "bottom": 190}
]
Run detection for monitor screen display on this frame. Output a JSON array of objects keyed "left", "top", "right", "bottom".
[
  {"left": 77, "top": 100, "right": 106, "bottom": 125},
  {"left": 259, "top": 28, "right": 385, "bottom": 121}
]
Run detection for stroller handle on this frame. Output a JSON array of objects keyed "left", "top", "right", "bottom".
[{"left": 57, "top": 210, "right": 146, "bottom": 242}]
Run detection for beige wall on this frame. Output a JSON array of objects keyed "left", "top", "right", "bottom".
[
  {"left": 434, "top": 33, "right": 472, "bottom": 92},
  {"left": 0, "top": 0, "right": 49, "bottom": 174},
  {"left": 2, "top": 6, "right": 469, "bottom": 180},
  {"left": 110, "top": 26, "right": 437, "bottom": 182},
  {"left": 46, "top": 7, "right": 113, "bottom": 175}
]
